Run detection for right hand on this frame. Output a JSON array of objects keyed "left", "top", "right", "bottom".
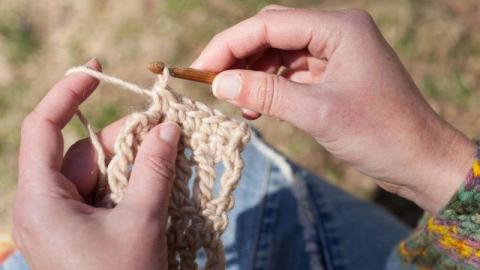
[{"left": 192, "top": 6, "right": 476, "bottom": 213}]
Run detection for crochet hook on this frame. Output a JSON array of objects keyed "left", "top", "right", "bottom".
[{"left": 148, "top": 61, "right": 217, "bottom": 85}]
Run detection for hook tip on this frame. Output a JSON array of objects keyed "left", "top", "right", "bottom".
[{"left": 147, "top": 61, "right": 165, "bottom": 74}]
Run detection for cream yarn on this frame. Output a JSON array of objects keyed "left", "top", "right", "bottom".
[{"left": 66, "top": 65, "right": 250, "bottom": 270}]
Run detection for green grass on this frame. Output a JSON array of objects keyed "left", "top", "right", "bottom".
[
  {"left": 0, "top": 168, "right": 14, "bottom": 191},
  {"left": 67, "top": 38, "right": 86, "bottom": 65},
  {"left": 451, "top": 32, "right": 480, "bottom": 58},
  {"left": 114, "top": 19, "right": 145, "bottom": 59},
  {"left": 0, "top": 16, "right": 40, "bottom": 64},
  {"left": 421, "top": 75, "right": 442, "bottom": 99},
  {"left": 454, "top": 71, "right": 472, "bottom": 106},
  {"left": 68, "top": 104, "right": 123, "bottom": 137},
  {"left": 243, "top": 0, "right": 276, "bottom": 10},
  {"left": 69, "top": 116, "right": 89, "bottom": 138},
  {"left": 0, "top": 126, "right": 21, "bottom": 190},
  {"left": 95, "top": 104, "right": 122, "bottom": 129},
  {"left": 287, "top": 140, "right": 304, "bottom": 154},
  {"left": 165, "top": 0, "right": 204, "bottom": 14},
  {"left": 0, "top": 79, "right": 30, "bottom": 114},
  {"left": 324, "top": 167, "right": 343, "bottom": 183},
  {"left": 395, "top": 29, "right": 414, "bottom": 55},
  {"left": 0, "top": 140, "right": 5, "bottom": 156}
]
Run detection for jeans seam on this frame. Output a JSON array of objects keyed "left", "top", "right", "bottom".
[
  {"left": 250, "top": 155, "right": 273, "bottom": 270},
  {"left": 291, "top": 173, "right": 325, "bottom": 270},
  {"left": 251, "top": 134, "right": 325, "bottom": 269},
  {"left": 254, "top": 169, "right": 281, "bottom": 270},
  {"left": 305, "top": 177, "right": 349, "bottom": 270}
]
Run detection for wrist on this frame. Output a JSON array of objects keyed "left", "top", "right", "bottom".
[{"left": 406, "top": 127, "right": 477, "bottom": 214}]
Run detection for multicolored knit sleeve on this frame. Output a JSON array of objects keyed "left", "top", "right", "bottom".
[{"left": 395, "top": 144, "right": 480, "bottom": 269}]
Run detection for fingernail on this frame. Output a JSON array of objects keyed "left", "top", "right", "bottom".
[
  {"left": 212, "top": 74, "right": 241, "bottom": 101},
  {"left": 86, "top": 57, "right": 97, "bottom": 66},
  {"left": 158, "top": 122, "right": 180, "bottom": 145},
  {"left": 242, "top": 108, "right": 260, "bottom": 120},
  {"left": 85, "top": 57, "right": 102, "bottom": 72},
  {"left": 190, "top": 59, "right": 203, "bottom": 69}
]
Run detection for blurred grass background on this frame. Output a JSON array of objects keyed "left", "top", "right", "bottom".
[{"left": 0, "top": 0, "right": 479, "bottom": 230}]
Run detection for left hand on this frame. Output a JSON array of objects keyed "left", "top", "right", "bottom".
[{"left": 13, "top": 59, "right": 179, "bottom": 270}]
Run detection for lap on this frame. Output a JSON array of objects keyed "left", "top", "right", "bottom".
[
  {"left": 220, "top": 132, "right": 410, "bottom": 270},
  {"left": 1, "top": 132, "right": 410, "bottom": 270}
]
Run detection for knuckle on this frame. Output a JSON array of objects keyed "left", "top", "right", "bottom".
[
  {"left": 211, "top": 32, "right": 225, "bottom": 44},
  {"left": 143, "top": 154, "right": 176, "bottom": 182},
  {"left": 64, "top": 84, "right": 85, "bottom": 103},
  {"left": 255, "top": 74, "right": 280, "bottom": 115},
  {"left": 314, "top": 96, "right": 337, "bottom": 132},
  {"left": 258, "top": 4, "right": 287, "bottom": 13},
  {"left": 345, "top": 8, "right": 373, "bottom": 21},
  {"left": 20, "top": 113, "right": 36, "bottom": 135},
  {"left": 13, "top": 200, "right": 40, "bottom": 233},
  {"left": 341, "top": 9, "right": 376, "bottom": 31},
  {"left": 20, "top": 112, "right": 47, "bottom": 141}
]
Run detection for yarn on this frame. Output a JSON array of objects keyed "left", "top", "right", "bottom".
[
  {"left": 66, "top": 65, "right": 250, "bottom": 270},
  {"left": 399, "top": 145, "right": 480, "bottom": 269}
]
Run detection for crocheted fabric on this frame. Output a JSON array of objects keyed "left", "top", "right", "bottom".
[
  {"left": 67, "top": 66, "right": 251, "bottom": 270},
  {"left": 398, "top": 145, "right": 480, "bottom": 269}
]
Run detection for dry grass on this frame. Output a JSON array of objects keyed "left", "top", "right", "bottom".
[{"left": 0, "top": 0, "right": 479, "bottom": 231}]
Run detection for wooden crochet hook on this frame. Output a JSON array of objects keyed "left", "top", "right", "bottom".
[{"left": 148, "top": 61, "right": 217, "bottom": 85}]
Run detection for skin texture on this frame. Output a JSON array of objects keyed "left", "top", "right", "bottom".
[
  {"left": 193, "top": 6, "right": 476, "bottom": 213},
  {"left": 13, "top": 6, "right": 476, "bottom": 270}
]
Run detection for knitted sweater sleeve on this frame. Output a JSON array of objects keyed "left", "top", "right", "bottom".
[{"left": 392, "top": 145, "right": 480, "bottom": 269}]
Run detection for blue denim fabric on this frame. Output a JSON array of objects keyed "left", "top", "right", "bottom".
[
  {"left": 1, "top": 252, "right": 28, "bottom": 270},
  {"left": 1, "top": 133, "right": 410, "bottom": 270},
  {"left": 385, "top": 252, "right": 417, "bottom": 270}
]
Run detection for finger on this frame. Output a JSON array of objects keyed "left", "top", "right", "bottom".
[
  {"left": 259, "top": 4, "right": 292, "bottom": 12},
  {"left": 120, "top": 122, "right": 180, "bottom": 219},
  {"left": 239, "top": 50, "right": 283, "bottom": 120},
  {"left": 19, "top": 59, "right": 101, "bottom": 182},
  {"left": 240, "top": 50, "right": 318, "bottom": 119},
  {"left": 212, "top": 69, "right": 319, "bottom": 126},
  {"left": 191, "top": 8, "right": 340, "bottom": 72},
  {"left": 282, "top": 69, "right": 315, "bottom": 84},
  {"left": 279, "top": 49, "right": 320, "bottom": 71},
  {"left": 244, "top": 49, "right": 268, "bottom": 68},
  {"left": 250, "top": 49, "right": 281, "bottom": 73},
  {"left": 36, "top": 58, "right": 102, "bottom": 129},
  {"left": 242, "top": 108, "right": 261, "bottom": 120},
  {"left": 244, "top": 47, "right": 328, "bottom": 80},
  {"left": 62, "top": 116, "right": 128, "bottom": 197}
]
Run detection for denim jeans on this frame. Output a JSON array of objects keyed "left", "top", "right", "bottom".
[{"left": 1, "top": 132, "right": 410, "bottom": 270}]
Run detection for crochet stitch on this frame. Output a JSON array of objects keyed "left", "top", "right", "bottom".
[
  {"left": 66, "top": 65, "right": 251, "bottom": 270},
  {"left": 398, "top": 145, "right": 480, "bottom": 269}
]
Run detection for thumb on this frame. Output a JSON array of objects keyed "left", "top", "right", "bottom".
[
  {"left": 120, "top": 122, "right": 180, "bottom": 219},
  {"left": 211, "top": 69, "right": 311, "bottom": 122}
]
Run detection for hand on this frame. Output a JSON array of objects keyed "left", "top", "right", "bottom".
[
  {"left": 193, "top": 5, "right": 476, "bottom": 213},
  {"left": 13, "top": 59, "right": 180, "bottom": 270}
]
